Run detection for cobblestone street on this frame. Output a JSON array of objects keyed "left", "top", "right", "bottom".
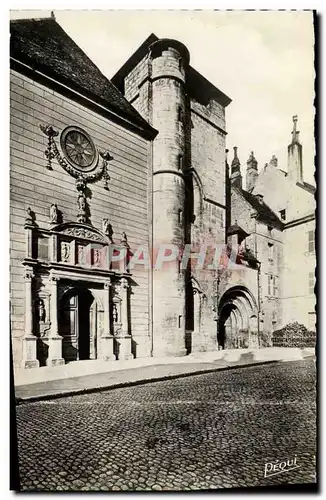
[{"left": 15, "top": 358, "right": 316, "bottom": 491}]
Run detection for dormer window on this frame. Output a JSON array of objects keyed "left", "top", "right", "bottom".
[
  {"left": 255, "top": 194, "right": 264, "bottom": 205},
  {"left": 279, "top": 209, "right": 286, "bottom": 221}
]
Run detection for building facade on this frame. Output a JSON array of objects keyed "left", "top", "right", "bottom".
[
  {"left": 10, "top": 17, "right": 157, "bottom": 369},
  {"left": 10, "top": 16, "right": 316, "bottom": 371}
]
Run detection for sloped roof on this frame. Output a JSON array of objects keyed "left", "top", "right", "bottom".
[
  {"left": 112, "top": 33, "right": 231, "bottom": 108},
  {"left": 227, "top": 223, "right": 249, "bottom": 238},
  {"left": 240, "top": 189, "right": 284, "bottom": 230},
  {"left": 10, "top": 17, "right": 155, "bottom": 134}
]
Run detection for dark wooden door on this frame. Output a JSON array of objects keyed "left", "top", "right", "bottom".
[
  {"left": 61, "top": 293, "right": 79, "bottom": 362},
  {"left": 60, "top": 289, "right": 96, "bottom": 363}
]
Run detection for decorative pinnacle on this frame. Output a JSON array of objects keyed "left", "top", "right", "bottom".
[
  {"left": 247, "top": 151, "right": 257, "bottom": 169},
  {"left": 291, "top": 115, "right": 300, "bottom": 143},
  {"left": 270, "top": 155, "right": 278, "bottom": 167},
  {"left": 231, "top": 146, "right": 240, "bottom": 168}
]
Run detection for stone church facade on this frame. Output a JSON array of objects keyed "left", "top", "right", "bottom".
[{"left": 10, "top": 16, "right": 316, "bottom": 371}]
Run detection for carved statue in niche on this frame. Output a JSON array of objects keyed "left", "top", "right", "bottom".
[
  {"left": 102, "top": 218, "right": 114, "bottom": 242},
  {"left": 78, "top": 245, "right": 85, "bottom": 264},
  {"left": 93, "top": 248, "right": 101, "bottom": 266},
  {"left": 50, "top": 203, "right": 59, "bottom": 224},
  {"left": 61, "top": 242, "right": 70, "bottom": 262},
  {"left": 37, "top": 299, "right": 46, "bottom": 323},
  {"left": 112, "top": 302, "right": 119, "bottom": 323}
]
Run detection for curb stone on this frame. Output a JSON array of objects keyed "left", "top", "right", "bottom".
[{"left": 15, "top": 355, "right": 315, "bottom": 404}]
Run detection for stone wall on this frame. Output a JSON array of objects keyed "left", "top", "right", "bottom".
[
  {"left": 190, "top": 100, "right": 226, "bottom": 205},
  {"left": 10, "top": 69, "right": 152, "bottom": 367},
  {"left": 125, "top": 55, "right": 151, "bottom": 122},
  {"left": 281, "top": 220, "right": 316, "bottom": 329}
]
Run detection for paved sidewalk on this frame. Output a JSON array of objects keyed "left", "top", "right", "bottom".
[{"left": 14, "top": 347, "right": 315, "bottom": 403}]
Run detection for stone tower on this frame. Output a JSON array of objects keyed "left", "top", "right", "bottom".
[{"left": 150, "top": 39, "right": 190, "bottom": 357}]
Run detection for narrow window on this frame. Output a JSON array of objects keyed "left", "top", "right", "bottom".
[
  {"left": 268, "top": 275, "right": 272, "bottom": 296},
  {"left": 178, "top": 315, "right": 182, "bottom": 328},
  {"left": 308, "top": 230, "right": 315, "bottom": 253},
  {"left": 178, "top": 106, "right": 184, "bottom": 123},
  {"left": 178, "top": 154, "right": 184, "bottom": 170},
  {"left": 268, "top": 243, "right": 274, "bottom": 262},
  {"left": 178, "top": 209, "right": 183, "bottom": 224},
  {"left": 273, "top": 276, "right": 278, "bottom": 296}
]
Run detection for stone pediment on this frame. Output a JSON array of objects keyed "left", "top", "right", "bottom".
[{"left": 51, "top": 222, "right": 110, "bottom": 245}]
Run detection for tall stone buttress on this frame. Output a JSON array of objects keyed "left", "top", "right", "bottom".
[{"left": 150, "top": 39, "right": 190, "bottom": 356}]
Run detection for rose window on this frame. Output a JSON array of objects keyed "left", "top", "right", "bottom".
[{"left": 60, "top": 126, "right": 98, "bottom": 172}]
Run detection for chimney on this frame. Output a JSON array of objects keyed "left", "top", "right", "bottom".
[
  {"left": 269, "top": 155, "right": 278, "bottom": 167},
  {"left": 287, "top": 115, "right": 303, "bottom": 183},
  {"left": 230, "top": 146, "right": 242, "bottom": 189},
  {"left": 246, "top": 151, "right": 258, "bottom": 192}
]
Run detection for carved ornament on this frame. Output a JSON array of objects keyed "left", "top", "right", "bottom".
[{"left": 40, "top": 124, "right": 113, "bottom": 189}]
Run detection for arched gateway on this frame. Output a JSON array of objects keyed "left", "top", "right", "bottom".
[{"left": 217, "top": 286, "right": 259, "bottom": 349}]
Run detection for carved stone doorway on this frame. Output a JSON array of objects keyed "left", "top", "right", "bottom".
[
  {"left": 60, "top": 288, "right": 97, "bottom": 363},
  {"left": 217, "top": 286, "right": 259, "bottom": 349}
]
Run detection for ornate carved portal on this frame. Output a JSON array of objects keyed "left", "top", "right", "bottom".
[{"left": 21, "top": 218, "right": 133, "bottom": 368}]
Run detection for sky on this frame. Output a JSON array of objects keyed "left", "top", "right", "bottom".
[{"left": 10, "top": 9, "right": 315, "bottom": 184}]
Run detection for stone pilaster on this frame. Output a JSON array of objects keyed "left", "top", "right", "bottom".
[
  {"left": 50, "top": 234, "right": 58, "bottom": 262},
  {"left": 21, "top": 268, "right": 39, "bottom": 369},
  {"left": 116, "top": 278, "right": 133, "bottom": 360},
  {"left": 46, "top": 274, "right": 64, "bottom": 366},
  {"left": 101, "top": 279, "right": 115, "bottom": 361},
  {"left": 191, "top": 289, "right": 202, "bottom": 353}
]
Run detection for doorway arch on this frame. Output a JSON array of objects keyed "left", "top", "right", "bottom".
[
  {"left": 59, "top": 287, "right": 98, "bottom": 363},
  {"left": 217, "top": 286, "right": 258, "bottom": 349}
]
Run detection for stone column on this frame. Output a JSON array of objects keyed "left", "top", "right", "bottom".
[
  {"left": 191, "top": 289, "right": 202, "bottom": 353},
  {"left": 101, "top": 279, "right": 115, "bottom": 361},
  {"left": 21, "top": 268, "right": 39, "bottom": 369},
  {"left": 46, "top": 275, "right": 64, "bottom": 366},
  {"left": 116, "top": 278, "right": 133, "bottom": 360},
  {"left": 49, "top": 234, "right": 58, "bottom": 262}
]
